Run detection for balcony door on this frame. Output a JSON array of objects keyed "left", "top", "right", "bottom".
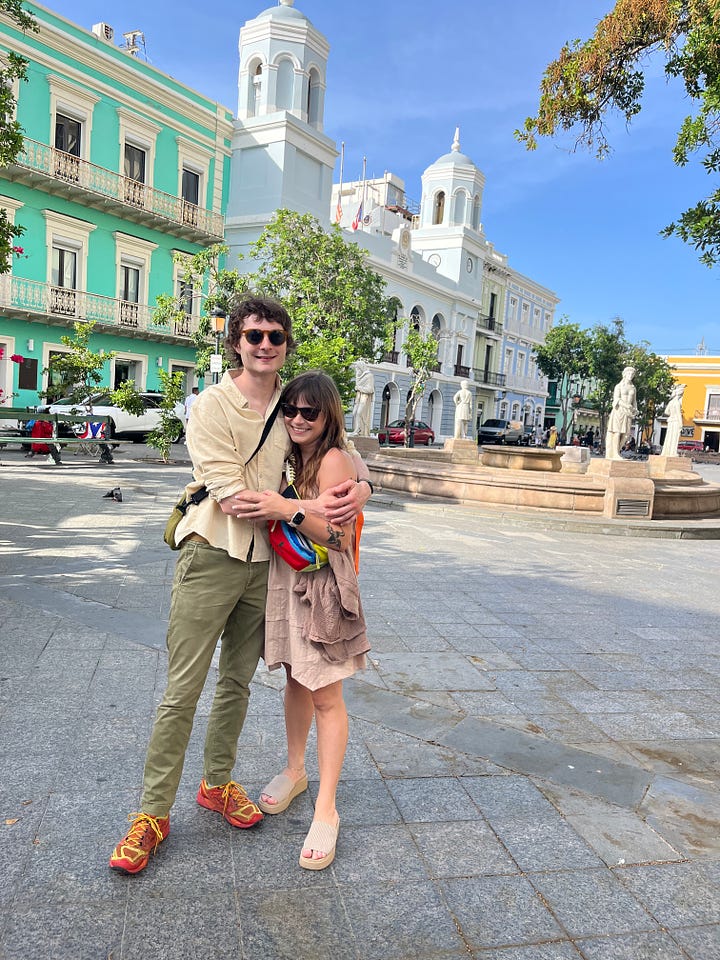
[
  {"left": 119, "top": 264, "right": 140, "bottom": 328},
  {"left": 181, "top": 168, "right": 200, "bottom": 226},
  {"left": 124, "top": 143, "right": 146, "bottom": 207},
  {"left": 54, "top": 114, "right": 81, "bottom": 182},
  {"left": 51, "top": 245, "right": 77, "bottom": 316}
]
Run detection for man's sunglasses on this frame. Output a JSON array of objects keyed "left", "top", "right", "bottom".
[
  {"left": 281, "top": 402, "right": 321, "bottom": 422},
  {"left": 240, "top": 328, "right": 288, "bottom": 346}
]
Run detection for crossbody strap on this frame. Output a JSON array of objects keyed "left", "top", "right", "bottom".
[{"left": 184, "top": 398, "right": 282, "bottom": 510}]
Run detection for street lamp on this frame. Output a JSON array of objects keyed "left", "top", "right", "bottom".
[{"left": 210, "top": 307, "right": 226, "bottom": 385}]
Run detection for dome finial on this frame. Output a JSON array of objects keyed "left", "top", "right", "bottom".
[
  {"left": 451, "top": 126, "right": 461, "bottom": 152},
  {"left": 279, "top": 0, "right": 295, "bottom": 5}
]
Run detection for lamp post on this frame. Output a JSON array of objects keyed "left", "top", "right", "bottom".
[{"left": 210, "top": 307, "right": 226, "bottom": 385}]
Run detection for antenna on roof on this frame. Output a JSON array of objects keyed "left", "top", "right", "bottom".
[
  {"left": 696, "top": 337, "right": 708, "bottom": 356},
  {"left": 122, "top": 30, "right": 146, "bottom": 58}
]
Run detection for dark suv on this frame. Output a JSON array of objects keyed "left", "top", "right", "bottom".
[{"left": 477, "top": 418, "right": 523, "bottom": 445}]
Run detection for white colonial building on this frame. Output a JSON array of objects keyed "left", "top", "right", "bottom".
[{"left": 225, "top": 0, "right": 558, "bottom": 440}]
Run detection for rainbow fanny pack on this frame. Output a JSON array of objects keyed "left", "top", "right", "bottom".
[{"left": 268, "top": 484, "right": 329, "bottom": 572}]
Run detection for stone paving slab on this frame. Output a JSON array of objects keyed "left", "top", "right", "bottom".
[{"left": 1, "top": 449, "right": 720, "bottom": 959}]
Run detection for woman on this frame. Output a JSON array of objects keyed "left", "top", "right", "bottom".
[{"left": 253, "top": 370, "right": 369, "bottom": 870}]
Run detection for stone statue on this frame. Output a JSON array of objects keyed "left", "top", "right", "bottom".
[
  {"left": 661, "top": 384, "right": 685, "bottom": 457},
  {"left": 604, "top": 366, "right": 638, "bottom": 460},
  {"left": 453, "top": 380, "right": 472, "bottom": 439},
  {"left": 352, "top": 361, "right": 375, "bottom": 436}
]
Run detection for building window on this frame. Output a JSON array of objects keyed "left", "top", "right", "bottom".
[
  {"left": 517, "top": 352, "right": 526, "bottom": 375},
  {"left": 471, "top": 195, "right": 481, "bottom": 230},
  {"left": 509, "top": 296, "right": 518, "bottom": 322},
  {"left": 124, "top": 143, "right": 146, "bottom": 207},
  {"left": 307, "top": 68, "right": 321, "bottom": 125},
  {"left": 54, "top": 113, "right": 81, "bottom": 182},
  {"left": 453, "top": 191, "right": 466, "bottom": 226},
  {"left": 433, "top": 191, "right": 445, "bottom": 225},
  {"left": 504, "top": 348, "right": 513, "bottom": 374},
  {"left": 119, "top": 263, "right": 140, "bottom": 328},
  {"left": 181, "top": 167, "right": 200, "bottom": 226},
  {"left": 51, "top": 245, "right": 78, "bottom": 316}
]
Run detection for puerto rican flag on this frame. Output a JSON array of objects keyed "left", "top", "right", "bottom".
[
  {"left": 75, "top": 421, "right": 107, "bottom": 440},
  {"left": 351, "top": 201, "right": 363, "bottom": 231}
]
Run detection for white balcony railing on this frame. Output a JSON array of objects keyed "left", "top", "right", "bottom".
[
  {"left": 1, "top": 275, "right": 197, "bottom": 339},
  {"left": 14, "top": 139, "right": 225, "bottom": 239}
]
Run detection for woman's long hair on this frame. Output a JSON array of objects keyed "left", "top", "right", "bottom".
[{"left": 281, "top": 370, "right": 347, "bottom": 496}]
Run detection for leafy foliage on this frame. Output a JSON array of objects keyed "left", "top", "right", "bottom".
[
  {"left": 144, "top": 369, "right": 185, "bottom": 462},
  {"left": 533, "top": 320, "right": 592, "bottom": 438},
  {"left": 44, "top": 321, "right": 115, "bottom": 411},
  {"left": 396, "top": 321, "right": 440, "bottom": 444},
  {"left": 585, "top": 317, "right": 631, "bottom": 438},
  {"left": 0, "top": 1, "right": 38, "bottom": 274},
  {"left": 516, "top": 0, "right": 720, "bottom": 263},
  {"left": 624, "top": 341, "right": 676, "bottom": 442},
  {"left": 151, "top": 244, "right": 248, "bottom": 379},
  {"left": 245, "top": 209, "right": 394, "bottom": 403}
]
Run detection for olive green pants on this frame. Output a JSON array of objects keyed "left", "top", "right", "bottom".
[{"left": 141, "top": 540, "right": 268, "bottom": 816}]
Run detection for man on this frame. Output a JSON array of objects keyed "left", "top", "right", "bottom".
[
  {"left": 109, "top": 297, "right": 371, "bottom": 874},
  {"left": 184, "top": 386, "right": 199, "bottom": 420}
]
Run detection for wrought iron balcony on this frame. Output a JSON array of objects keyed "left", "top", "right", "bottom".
[
  {"left": 0, "top": 275, "right": 197, "bottom": 341},
  {"left": 472, "top": 369, "right": 506, "bottom": 388},
  {"left": 477, "top": 314, "right": 501, "bottom": 333},
  {"left": 382, "top": 349, "right": 399, "bottom": 364},
  {"left": 4, "top": 139, "right": 225, "bottom": 241},
  {"left": 454, "top": 363, "right": 470, "bottom": 378}
]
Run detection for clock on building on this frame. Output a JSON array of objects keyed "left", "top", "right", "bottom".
[{"left": 466, "top": 257, "right": 473, "bottom": 273}]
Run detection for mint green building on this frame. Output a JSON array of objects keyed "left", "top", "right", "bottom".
[{"left": 0, "top": 3, "right": 233, "bottom": 407}]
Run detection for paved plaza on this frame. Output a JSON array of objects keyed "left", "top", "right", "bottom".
[{"left": 1, "top": 444, "right": 719, "bottom": 960}]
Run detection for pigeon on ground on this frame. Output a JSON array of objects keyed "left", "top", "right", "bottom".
[{"left": 102, "top": 487, "right": 122, "bottom": 502}]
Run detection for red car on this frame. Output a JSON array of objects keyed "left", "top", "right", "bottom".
[
  {"left": 677, "top": 439, "right": 705, "bottom": 453},
  {"left": 378, "top": 419, "right": 435, "bottom": 446}
]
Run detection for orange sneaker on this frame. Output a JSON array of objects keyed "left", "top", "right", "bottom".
[
  {"left": 196, "top": 778, "right": 263, "bottom": 829},
  {"left": 109, "top": 812, "right": 170, "bottom": 875}
]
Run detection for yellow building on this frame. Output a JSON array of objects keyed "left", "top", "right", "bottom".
[{"left": 663, "top": 355, "right": 720, "bottom": 452}]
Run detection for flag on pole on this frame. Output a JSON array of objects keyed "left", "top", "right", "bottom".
[
  {"left": 335, "top": 199, "right": 342, "bottom": 224},
  {"left": 351, "top": 201, "right": 363, "bottom": 231},
  {"left": 335, "top": 141, "right": 345, "bottom": 224}
]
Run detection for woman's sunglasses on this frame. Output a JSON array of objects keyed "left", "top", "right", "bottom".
[
  {"left": 240, "top": 328, "right": 288, "bottom": 346},
  {"left": 281, "top": 402, "right": 321, "bottom": 422}
]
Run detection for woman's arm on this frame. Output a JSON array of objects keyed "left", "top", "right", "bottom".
[{"left": 239, "top": 448, "right": 357, "bottom": 551}]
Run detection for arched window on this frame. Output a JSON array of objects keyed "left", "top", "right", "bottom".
[
  {"left": 410, "top": 305, "right": 422, "bottom": 332},
  {"left": 471, "top": 195, "right": 481, "bottom": 230},
  {"left": 307, "top": 68, "right": 321, "bottom": 125},
  {"left": 431, "top": 314, "right": 441, "bottom": 338},
  {"left": 276, "top": 59, "right": 294, "bottom": 110},
  {"left": 433, "top": 191, "right": 445, "bottom": 225},
  {"left": 453, "top": 191, "right": 466, "bottom": 226},
  {"left": 247, "top": 61, "right": 262, "bottom": 117}
]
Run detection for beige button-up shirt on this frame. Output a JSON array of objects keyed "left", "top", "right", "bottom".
[{"left": 174, "top": 371, "right": 290, "bottom": 561}]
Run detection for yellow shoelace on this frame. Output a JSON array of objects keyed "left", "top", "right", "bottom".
[{"left": 125, "top": 812, "right": 165, "bottom": 852}]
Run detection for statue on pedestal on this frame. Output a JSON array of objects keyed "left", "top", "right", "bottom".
[
  {"left": 453, "top": 380, "right": 472, "bottom": 439},
  {"left": 661, "top": 384, "right": 685, "bottom": 457},
  {"left": 352, "top": 361, "right": 375, "bottom": 436},
  {"left": 604, "top": 367, "right": 638, "bottom": 460}
]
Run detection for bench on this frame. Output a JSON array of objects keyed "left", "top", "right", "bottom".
[{"left": 0, "top": 407, "right": 131, "bottom": 464}]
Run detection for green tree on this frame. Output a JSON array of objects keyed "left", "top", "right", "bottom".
[
  {"left": 44, "top": 321, "right": 115, "bottom": 411},
  {"left": 0, "top": 1, "right": 38, "bottom": 273},
  {"left": 152, "top": 243, "right": 248, "bottom": 379},
  {"left": 394, "top": 318, "right": 439, "bottom": 446},
  {"left": 624, "top": 342, "right": 676, "bottom": 444},
  {"left": 144, "top": 369, "right": 185, "bottom": 462},
  {"left": 516, "top": 0, "right": 720, "bottom": 264},
  {"left": 533, "top": 320, "right": 592, "bottom": 438},
  {"left": 585, "top": 317, "right": 630, "bottom": 440},
  {"left": 245, "top": 209, "right": 394, "bottom": 403}
]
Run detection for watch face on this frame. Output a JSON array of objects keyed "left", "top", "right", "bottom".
[{"left": 290, "top": 510, "right": 305, "bottom": 526}]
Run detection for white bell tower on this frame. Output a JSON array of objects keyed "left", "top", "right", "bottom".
[{"left": 226, "top": 0, "right": 338, "bottom": 262}]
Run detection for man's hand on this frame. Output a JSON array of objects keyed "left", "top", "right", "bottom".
[{"left": 316, "top": 477, "right": 370, "bottom": 525}]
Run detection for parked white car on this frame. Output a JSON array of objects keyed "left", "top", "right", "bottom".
[{"left": 47, "top": 392, "right": 183, "bottom": 442}]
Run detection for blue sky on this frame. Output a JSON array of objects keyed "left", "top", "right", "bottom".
[{"left": 46, "top": 0, "right": 720, "bottom": 354}]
